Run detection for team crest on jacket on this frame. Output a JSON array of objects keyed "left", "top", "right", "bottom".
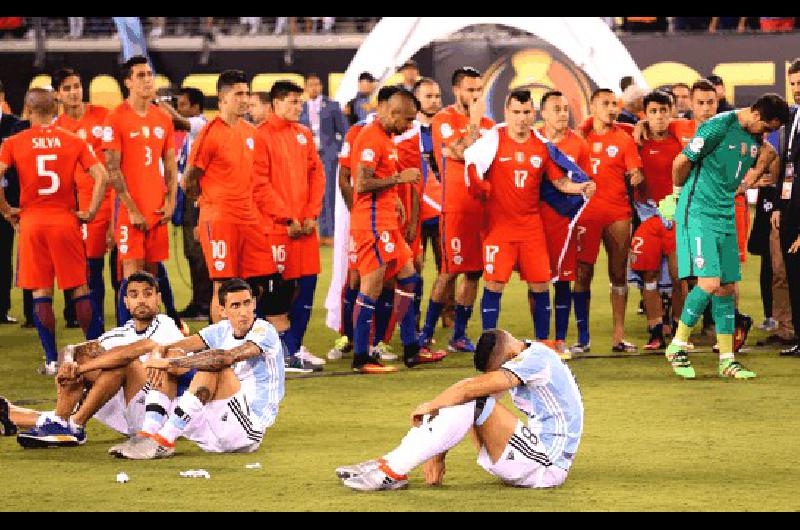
[
  {"left": 297, "top": 133, "right": 307, "bottom": 145},
  {"left": 440, "top": 122, "right": 454, "bottom": 139},
  {"left": 750, "top": 144, "right": 758, "bottom": 158},
  {"left": 606, "top": 145, "right": 618, "bottom": 158},
  {"left": 695, "top": 256, "right": 705, "bottom": 270},
  {"left": 154, "top": 126, "right": 164, "bottom": 139},
  {"left": 530, "top": 156, "right": 542, "bottom": 168},
  {"left": 92, "top": 126, "right": 103, "bottom": 138},
  {"left": 246, "top": 137, "right": 255, "bottom": 150},
  {"left": 361, "top": 149, "right": 375, "bottom": 162}
]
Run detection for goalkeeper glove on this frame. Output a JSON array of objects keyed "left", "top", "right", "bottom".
[{"left": 658, "top": 193, "right": 679, "bottom": 221}]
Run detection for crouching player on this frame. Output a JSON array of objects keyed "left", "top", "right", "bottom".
[
  {"left": 1, "top": 271, "right": 186, "bottom": 447},
  {"left": 336, "top": 329, "right": 583, "bottom": 490},
  {"left": 115, "top": 279, "right": 285, "bottom": 458}
]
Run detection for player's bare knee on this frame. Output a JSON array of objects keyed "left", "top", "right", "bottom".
[
  {"left": 527, "top": 282, "right": 548, "bottom": 293},
  {"left": 696, "top": 276, "right": 720, "bottom": 293},
  {"left": 716, "top": 282, "right": 736, "bottom": 297},
  {"left": 193, "top": 385, "right": 212, "bottom": 405},
  {"left": 609, "top": 283, "right": 628, "bottom": 295},
  {"left": 486, "top": 281, "right": 505, "bottom": 293}
]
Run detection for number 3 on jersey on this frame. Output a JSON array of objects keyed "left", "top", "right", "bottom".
[
  {"left": 144, "top": 146, "right": 152, "bottom": 166},
  {"left": 36, "top": 154, "right": 60, "bottom": 195}
]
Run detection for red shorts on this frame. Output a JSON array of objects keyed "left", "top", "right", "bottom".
[
  {"left": 350, "top": 228, "right": 412, "bottom": 277},
  {"left": 17, "top": 215, "right": 87, "bottom": 290},
  {"left": 288, "top": 231, "right": 321, "bottom": 279},
  {"left": 440, "top": 212, "right": 484, "bottom": 273},
  {"left": 483, "top": 231, "right": 551, "bottom": 284},
  {"left": 575, "top": 201, "right": 631, "bottom": 265},
  {"left": 81, "top": 200, "right": 113, "bottom": 259},
  {"left": 541, "top": 203, "right": 577, "bottom": 282},
  {"left": 199, "top": 219, "right": 276, "bottom": 280},
  {"left": 115, "top": 205, "right": 169, "bottom": 263},
  {"left": 735, "top": 198, "right": 749, "bottom": 263},
  {"left": 630, "top": 217, "right": 676, "bottom": 272}
]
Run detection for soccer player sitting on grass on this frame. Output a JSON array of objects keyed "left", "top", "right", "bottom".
[
  {"left": 0, "top": 271, "right": 186, "bottom": 447},
  {"left": 335, "top": 329, "right": 583, "bottom": 490},
  {"left": 114, "top": 278, "right": 284, "bottom": 459},
  {"left": 660, "top": 93, "right": 789, "bottom": 379}
]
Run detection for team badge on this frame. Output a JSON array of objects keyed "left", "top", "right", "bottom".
[
  {"left": 530, "top": 156, "right": 542, "bottom": 168},
  {"left": 361, "top": 149, "right": 375, "bottom": 162},
  {"left": 119, "top": 244, "right": 128, "bottom": 254},
  {"left": 516, "top": 151, "right": 524, "bottom": 163},
  {"left": 689, "top": 137, "right": 704, "bottom": 153},
  {"left": 77, "top": 129, "right": 87, "bottom": 140},
  {"left": 486, "top": 264, "right": 494, "bottom": 274},
  {"left": 453, "top": 255, "right": 463, "bottom": 265},
  {"left": 750, "top": 144, "right": 758, "bottom": 158},
  {"left": 245, "top": 137, "right": 255, "bottom": 150},
  {"left": 92, "top": 126, "right": 104, "bottom": 138},
  {"left": 380, "top": 231, "right": 391, "bottom": 243},
  {"left": 142, "top": 126, "right": 150, "bottom": 139},
  {"left": 606, "top": 145, "right": 618, "bottom": 158},
  {"left": 277, "top": 264, "right": 285, "bottom": 273},
  {"left": 385, "top": 242, "right": 395, "bottom": 254},
  {"left": 694, "top": 256, "right": 705, "bottom": 269},
  {"left": 214, "top": 260, "right": 225, "bottom": 271},
  {"left": 340, "top": 142, "right": 350, "bottom": 157},
  {"left": 103, "top": 126, "right": 113, "bottom": 142},
  {"left": 592, "top": 142, "right": 602, "bottom": 153},
  {"left": 154, "top": 126, "right": 164, "bottom": 139},
  {"left": 440, "top": 123, "right": 454, "bottom": 139},
  {"left": 297, "top": 133, "right": 307, "bottom": 145}
]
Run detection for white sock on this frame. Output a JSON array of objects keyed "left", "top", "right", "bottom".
[
  {"left": 68, "top": 417, "right": 84, "bottom": 432},
  {"left": 141, "top": 390, "right": 172, "bottom": 436},
  {"left": 157, "top": 392, "right": 203, "bottom": 445},
  {"left": 383, "top": 401, "right": 476, "bottom": 476}
]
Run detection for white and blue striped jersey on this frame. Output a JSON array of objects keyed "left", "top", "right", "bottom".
[
  {"left": 500, "top": 342, "right": 584, "bottom": 471},
  {"left": 98, "top": 314, "right": 185, "bottom": 358},
  {"left": 198, "top": 318, "right": 285, "bottom": 428}
]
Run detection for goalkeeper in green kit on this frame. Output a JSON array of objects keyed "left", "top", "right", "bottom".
[{"left": 658, "top": 94, "right": 790, "bottom": 379}]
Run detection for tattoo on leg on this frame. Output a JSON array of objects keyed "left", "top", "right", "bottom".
[{"left": 194, "top": 386, "right": 212, "bottom": 404}]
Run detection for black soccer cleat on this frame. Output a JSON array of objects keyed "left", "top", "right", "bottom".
[{"left": 0, "top": 396, "right": 19, "bottom": 436}]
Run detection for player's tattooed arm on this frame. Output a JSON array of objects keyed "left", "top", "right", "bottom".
[
  {"left": 552, "top": 176, "right": 596, "bottom": 199},
  {"left": 338, "top": 166, "right": 354, "bottom": 210},
  {"left": 157, "top": 148, "right": 178, "bottom": 224},
  {"left": 672, "top": 153, "right": 694, "bottom": 187},
  {"left": 105, "top": 149, "right": 147, "bottom": 231},
  {"left": 154, "top": 349, "right": 235, "bottom": 372},
  {"left": 76, "top": 339, "right": 159, "bottom": 375},
  {"left": 182, "top": 165, "right": 204, "bottom": 201},
  {"left": 356, "top": 165, "right": 420, "bottom": 193},
  {"left": 443, "top": 126, "right": 480, "bottom": 161},
  {"left": 79, "top": 163, "right": 110, "bottom": 223}
]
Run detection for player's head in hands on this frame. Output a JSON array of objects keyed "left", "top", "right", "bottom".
[
  {"left": 218, "top": 278, "right": 256, "bottom": 333},
  {"left": 505, "top": 89, "right": 534, "bottom": 138},
  {"left": 690, "top": 79, "right": 718, "bottom": 124},
  {"left": 380, "top": 88, "right": 419, "bottom": 135},
  {"left": 217, "top": 69, "right": 250, "bottom": 119},
  {"left": 124, "top": 270, "right": 161, "bottom": 322},
  {"left": 540, "top": 90, "right": 569, "bottom": 133},
  {"left": 746, "top": 93, "right": 791, "bottom": 135},
  {"left": 451, "top": 66, "right": 483, "bottom": 112},
  {"left": 270, "top": 80, "right": 304, "bottom": 123},
  {"left": 590, "top": 88, "right": 618, "bottom": 126},
  {"left": 643, "top": 89, "right": 673, "bottom": 135},
  {"left": 23, "top": 87, "right": 57, "bottom": 123},
  {"left": 474, "top": 329, "right": 525, "bottom": 373},
  {"left": 121, "top": 55, "right": 154, "bottom": 102},
  {"left": 52, "top": 67, "right": 83, "bottom": 110}
]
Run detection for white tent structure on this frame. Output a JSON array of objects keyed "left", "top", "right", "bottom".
[{"left": 325, "top": 17, "right": 647, "bottom": 332}]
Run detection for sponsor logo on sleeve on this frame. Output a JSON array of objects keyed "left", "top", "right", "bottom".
[
  {"left": 440, "top": 122, "right": 454, "bottom": 139},
  {"left": 297, "top": 133, "right": 308, "bottom": 145},
  {"left": 245, "top": 137, "right": 255, "bottom": 150},
  {"left": 689, "top": 137, "right": 704, "bottom": 153}
]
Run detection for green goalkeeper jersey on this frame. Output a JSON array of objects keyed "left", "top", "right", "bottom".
[{"left": 676, "top": 111, "right": 759, "bottom": 234}]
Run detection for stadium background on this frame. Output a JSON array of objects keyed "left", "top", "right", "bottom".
[{"left": 2, "top": 21, "right": 800, "bottom": 511}]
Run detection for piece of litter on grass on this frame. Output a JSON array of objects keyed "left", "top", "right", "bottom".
[
  {"left": 116, "top": 472, "right": 129, "bottom": 484},
  {"left": 179, "top": 469, "right": 211, "bottom": 479},
  {"left": 245, "top": 463, "right": 262, "bottom": 469}
]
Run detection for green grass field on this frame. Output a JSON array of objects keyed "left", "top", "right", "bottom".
[{"left": 2, "top": 222, "right": 799, "bottom": 511}]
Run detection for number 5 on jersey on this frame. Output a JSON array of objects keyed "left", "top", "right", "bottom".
[{"left": 37, "top": 154, "right": 60, "bottom": 195}]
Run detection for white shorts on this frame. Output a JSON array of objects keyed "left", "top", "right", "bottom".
[
  {"left": 94, "top": 386, "right": 151, "bottom": 437},
  {"left": 477, "top": 420, "right": 569, "bottom": 488},
  {"left": 182, "top": 389, "right": 265, "bottom": 453}
]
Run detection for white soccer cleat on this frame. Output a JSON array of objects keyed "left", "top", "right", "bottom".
[
  {"left": 117, "top": 435, "right": 175, "bottom": 460},
  {"left": 335, "top": 459, "right": 380, "bottom": 480},
  {"left": 370, "top": 341, "right": 398, "bottom": 361},
  {"left": 37, "top": 361, "right": 59, "bottom": 376},
  {"left": 109, "top": 434, "right": 150, "bottom": 457},
  {"left": 340, "top": 460, "right": 408, "bottom": 491},
  {"left": 297, "top": 345, "right": 326, "bottom": 366},
  {"left": 327, "top": 336, "right": 351, "bottom": 360}
]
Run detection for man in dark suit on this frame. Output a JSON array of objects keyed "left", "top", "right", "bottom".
[
  {"left": 775, "top": 59, "right": 800, "bottom": 355},
  {"left": 300, "top": 73, "right": 348, "bottom": 243},
  {"left": 0, "top": 101, "right": 29, "bottom": 324}
]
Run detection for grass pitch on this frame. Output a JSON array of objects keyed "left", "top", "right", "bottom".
[{"left": 2, "top": 223, "right": 799, "bottom": 511}]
